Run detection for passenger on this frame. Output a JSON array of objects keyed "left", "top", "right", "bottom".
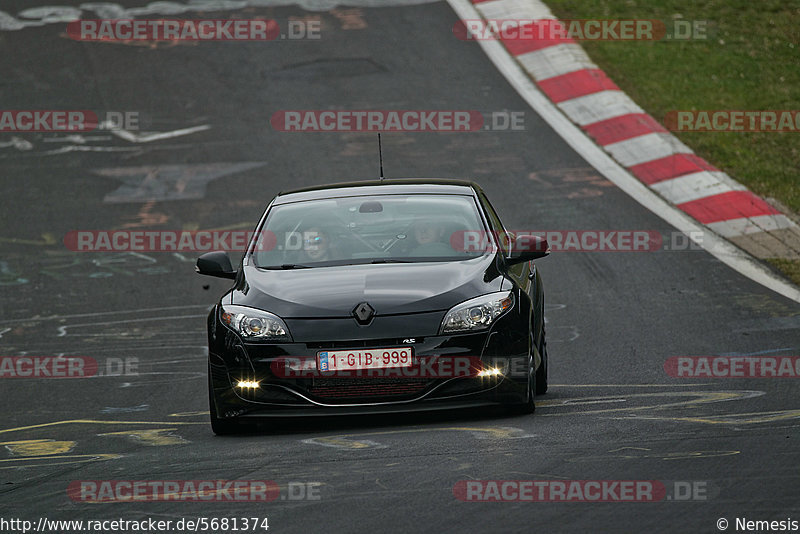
[{"left": 410, "top": 220, "right": 453, "bottom": 256}]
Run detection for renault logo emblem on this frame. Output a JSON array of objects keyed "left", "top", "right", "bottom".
[{"left": 352, "top": 302, "right": 375, "bottom": 325}]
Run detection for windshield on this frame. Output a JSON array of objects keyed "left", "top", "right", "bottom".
[{"left": 252, "top": 194, "right": 487, "bottom": 268}]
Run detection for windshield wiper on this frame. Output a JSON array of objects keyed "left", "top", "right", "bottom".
[
  {"left": 369, "top": 259, "right": 415, "bottom": 264},
  {"left": 262, "top": 264, "right": 312, "bottom": 270}
]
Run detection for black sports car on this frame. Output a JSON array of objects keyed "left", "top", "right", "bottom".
[{"left": 197, "top": 179, "right": 549, "bottom": 434}]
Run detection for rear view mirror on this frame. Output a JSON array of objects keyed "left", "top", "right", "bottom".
[
  {"left": 506, "top": 235, "right": 550, "bottom": 265},
  {"left": 196, "top": 251, "right": 237, "bottom": 279}
]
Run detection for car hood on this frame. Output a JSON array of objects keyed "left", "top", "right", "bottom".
[{"left": 231, "top": 255, "right": 505, "bottom": 318}]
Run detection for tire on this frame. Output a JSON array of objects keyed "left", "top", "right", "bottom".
[
  {"left": 508, "top": 353, "right": 536, "bottom": 415},
  {"left": 535, "top": 325, "right": 548, "bottom": 395},
  {"left": 208, "top": 366, "right": 240, "bottom": 435}
]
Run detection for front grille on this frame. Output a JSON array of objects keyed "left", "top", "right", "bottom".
[{"left": 309, "top": 377, "right": 431, "bottom": 400}]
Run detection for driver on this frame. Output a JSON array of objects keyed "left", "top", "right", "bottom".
[{"left": 300, "top": 226, "right": 333, "bottom": 262}]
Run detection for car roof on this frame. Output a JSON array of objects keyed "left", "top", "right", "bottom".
[{"left": 273, "top": 179, "right": 484, "bottom": 204}]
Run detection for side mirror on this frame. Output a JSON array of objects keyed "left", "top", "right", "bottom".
[
  {"left": 506, "top": 235, "right": 550, "bottom": 265},
  {"left": 196, "top": 251, "right": 237, "bottom": 279}
]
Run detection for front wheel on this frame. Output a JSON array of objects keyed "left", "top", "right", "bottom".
[
  {"left": 507, "top": 354, "right": 536, "bottom": 415},
  {"left": 208, "top": 366, "right": 240, "bottom": 435},
  {"left": 535, "top": 325, "right": 548, "bottom": 395}
]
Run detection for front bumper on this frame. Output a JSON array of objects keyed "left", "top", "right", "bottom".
[{"left": 208, "top": 308, "right": 531, "bottom": 419}]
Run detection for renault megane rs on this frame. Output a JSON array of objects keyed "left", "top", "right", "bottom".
[{"left": 197, "top": 179, "right": 549, "bottom": 434}]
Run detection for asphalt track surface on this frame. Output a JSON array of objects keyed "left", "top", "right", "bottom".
[{"left": 1, "top": 2, "right": 799, "bottom": 533}]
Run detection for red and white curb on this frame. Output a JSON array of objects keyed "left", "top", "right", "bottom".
[{"left": 448, "top": 0, "right": 800, "bottom": 303}]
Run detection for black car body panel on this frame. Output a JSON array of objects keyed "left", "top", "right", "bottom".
[{"left": 231, "top": 255, "right": 503, "bottom": 319}]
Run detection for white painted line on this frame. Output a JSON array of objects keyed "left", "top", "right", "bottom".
[
  {"left": 104, "top": 123, "right": 211, "bottom": 143},
  {"left": 40, "top": 145, "right": 141, "bottom": 155},
  {"left": 557, "top": 90, "right": 644, "bottom": 126},
  {"left": 446, "top": 0, "right": 800, "bottom": 303},
  {"left": 707, "top": 214, "right": 797, "bottom": 238},
  {"left": 475, "top": 0, "right": 555, "bottom": 19},
  {"left": 603, "top": 132, "right": 693, "bottom": 167},
  {"left": 42, "top": 135, "right": 112, "bottom": 144},
  {"left": 0, "top": 136, "right": 33, "bottom": 150},
  {"left": 651, "top": 171, "right": 747, "bottom": 205},
  {"left": 517, "top": 44, "right": 597, "bottom": 81}
]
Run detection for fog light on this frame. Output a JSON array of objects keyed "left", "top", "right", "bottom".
[
  {"left": 236, "top": 380, "right": 260, "bottom": 389},
  {"left": 477, "top": 368, "right": 502, "bottom": 377}
]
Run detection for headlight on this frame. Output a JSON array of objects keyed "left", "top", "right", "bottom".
[
  {"left": 440, "top": 291, "right": 514, "bottom": 334},
  {"left": 220, "top": 304, "right": 292, "bottom": 341}
]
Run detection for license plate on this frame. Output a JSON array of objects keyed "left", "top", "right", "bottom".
[{"left": 317, "top": 347, "right": 413, "bottom": 372}]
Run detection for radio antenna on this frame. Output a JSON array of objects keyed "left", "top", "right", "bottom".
[{"left": 378, "top": 133, "right": 385, "bottom": 181}]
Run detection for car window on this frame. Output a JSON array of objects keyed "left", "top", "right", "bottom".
[
  {"left": 478, "top": 192, "right": 511, "bottom": 255},
  {"left": 251, "top": 194, "right": 489, "bottom": 268}
]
